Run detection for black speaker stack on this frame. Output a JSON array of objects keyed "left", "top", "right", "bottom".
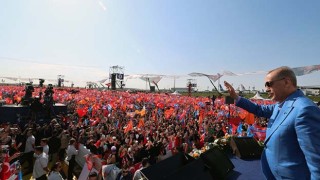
[
  {"left": 141, "top": 148, "right": 234, "bottom": 180},
  {"left": 229, "top": 137, "right": 263, "bottom": 159},
  {"left": 111, "top": 73, "right": 116, "bottom": 90}
]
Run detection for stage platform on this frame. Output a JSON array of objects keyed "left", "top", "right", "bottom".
[
  {"left": 140, "top": 148, "right": 264, "bottom": 180},
  {"left": 227, "top": 156, "right": 264, "bottom": 180},
  {"left": 0, "top": 103, "right": 67, "bottom": 124}
]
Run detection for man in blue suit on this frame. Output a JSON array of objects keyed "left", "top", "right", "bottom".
[{"left": 224, "top": 66, "right": 320, "bottom": 179}]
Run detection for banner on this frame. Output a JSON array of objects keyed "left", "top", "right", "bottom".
[
  {"left": 78, "top": 163, "right": 99, "bottom": 180},
  {"left": 116, "top": 73, "right": 124, "bottom": 80},
  {"left": 292, "top": 65, "right": 320, "bottom": 76},
  {"left": 8, "top": 160, "right": 22, "bottom": 180},
  {"left": 188, "top": 72, "right": 223, "bottom": 82}
]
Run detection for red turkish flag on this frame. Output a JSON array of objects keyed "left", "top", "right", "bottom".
[
  {"left": 124, "top": 120, "right": 133, "bottom": 133},
  {"left": 85, "top": 154, "right": 93, "bottom": 170}
]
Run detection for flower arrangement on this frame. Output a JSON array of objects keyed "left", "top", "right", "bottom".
[
  {"left": 189, "top": 136, "right": 231, "bottom": 159},
  {"left": 208, "top": 137, "right": 229, "bottom": 150},
  {"left": 189, "top": 149, "right": 202, "bottom": 158}
]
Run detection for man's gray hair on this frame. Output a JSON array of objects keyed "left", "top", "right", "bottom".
[{"left": 268, "top": 66, "right": 297, "bottom": 87}]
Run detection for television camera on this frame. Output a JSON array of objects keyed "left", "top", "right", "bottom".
[
  {"left": 21, "top": 83, "right": 34, "bottom": 105},
  {"left": 43, "top": 84, "right": 54, "bottom": 106}
]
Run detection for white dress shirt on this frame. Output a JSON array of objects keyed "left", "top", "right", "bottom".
[
  {"left": 33, "top": 152, "right": 48, "bottom": 178},
  {"left": 66, "top": 144, "right": 78, "bottom": 161},
  {"left": 48, "top": 171, "right": 64, "bottom": 180},
  {"left": 24, "top": 135, "right": 35, "bottom": 153}
]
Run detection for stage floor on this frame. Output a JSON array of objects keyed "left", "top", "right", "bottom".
[{"left": 228, "top": 156, "right": 264, "bottom": 180}]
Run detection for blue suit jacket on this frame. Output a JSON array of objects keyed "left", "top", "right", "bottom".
[{"left": 236, "top": 90, "right": 320, "bottom": 179}]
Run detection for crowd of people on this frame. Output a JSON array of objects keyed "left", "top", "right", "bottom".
[{"left": 0, "top": 85, "right": 269, "bottom": 179}]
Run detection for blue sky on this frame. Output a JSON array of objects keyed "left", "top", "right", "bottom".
[{"left": 0, "top": 0, "right": 319, "bottom": 91}]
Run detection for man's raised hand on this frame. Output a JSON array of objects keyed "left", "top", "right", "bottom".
[{"left": 224, "top": 81, "right": 238, "bottom": 99}]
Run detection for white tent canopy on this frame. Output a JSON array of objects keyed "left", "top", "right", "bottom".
[
  {"left": 251, "top": 92, "right": 264, "bottom": 100},
  {"left": 171, "top": 91, "right": 181, "bottom": 95}
]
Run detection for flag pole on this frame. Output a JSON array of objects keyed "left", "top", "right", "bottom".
[{"left": 208, "top": 79, "right": 222, "bottom": 96}]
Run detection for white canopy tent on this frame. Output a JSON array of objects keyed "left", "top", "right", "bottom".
[
  {"left": 251, "top": 92, "right": 264, "bottom": 100},
  {"left": 171, "top": 91, "right": 181, "bottom": 95}
]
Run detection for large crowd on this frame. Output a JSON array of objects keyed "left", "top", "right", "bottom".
[{"left": 0, "top": 85, "right": 270, "bottom": 179}]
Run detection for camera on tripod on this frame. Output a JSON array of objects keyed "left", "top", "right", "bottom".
[
  {"left": 25, "top": 83, "right": 34, "bottom": 94},
  {"left": 44, "top": 84, "right": 53, "bottom": 95},
  {"left": 39, "top": 79, "right": 45, "bottom": 87},
  {"left": 43, "top": 84, "right": 54, "bottom": 106},
  {"left": 21, "top": 83, "right": 35, "bottom": 105}
]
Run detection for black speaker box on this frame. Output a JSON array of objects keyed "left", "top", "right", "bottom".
[
  {"left": 200, "top": 147, "right": 234, "bottom": 179},
  {"left": 225, "top": 96, "right": 234, "bottom": 105},
  {"left": 150, "top": 86, "right": 155, "bottom": 92},
  {"left": 229, "top": 137, "right": 263, "bottom": 159},
  {"left": 141, "top": 152, "right": 195, "bottom": 180},
  {"left": 165, "top": 158, "right": 213, "bottom": 180},
  {"left": 58, "top": 78, "right": 62, "bottom": 87},
  {"left": 141, "top": 148, "right": 234, "bottom": 180},
  {"left": 111, "top": 73, "right": 116, "bottom": 90}
]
